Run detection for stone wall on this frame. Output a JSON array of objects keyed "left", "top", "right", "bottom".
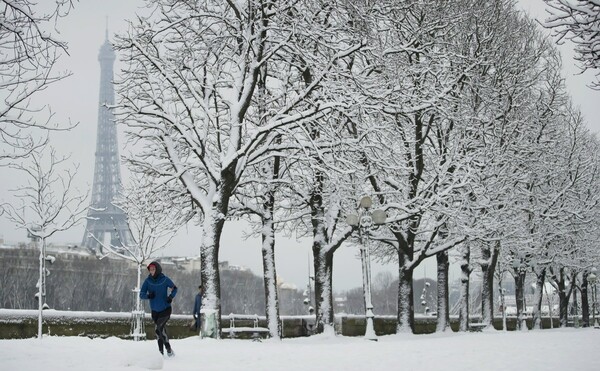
[{"left": 0, "top": 310, "right": 562, "bottom": 340}]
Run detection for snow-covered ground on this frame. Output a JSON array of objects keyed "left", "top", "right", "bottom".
[{"left": 2, "top": 328, "right": 598, "bottom": 370}]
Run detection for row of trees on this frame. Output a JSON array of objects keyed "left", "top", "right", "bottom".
[
  {"left": 108, "top": 0, "right": 600, "bottom": 339},
  {"left": 2, "top": 0, "right": 599, "bottom": 340},
  {"left": 109, "top": 0, "right": 599, "bottom": 337}
]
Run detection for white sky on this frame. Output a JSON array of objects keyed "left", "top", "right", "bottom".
[
  {"left": 1, "top": 326, "right": 598, "bottom": 370},
  {"left": 0, "top": 0, "right": 598, "bottom": 292}
]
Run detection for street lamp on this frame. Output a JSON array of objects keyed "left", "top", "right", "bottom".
[
  {"left": 346, "top": 196, "right": 386, "bottom": 341},
  {"left": 588, "top": 268, "right": 599, "bottom": 329}
]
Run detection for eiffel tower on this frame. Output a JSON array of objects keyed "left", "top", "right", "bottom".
[{"left": 81, "top": 30, "right": 133, "bottom": 253}]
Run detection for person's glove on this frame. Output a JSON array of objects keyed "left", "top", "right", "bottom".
[
  {"left": 193, "top": 315, "right": 197, "bottom": 320},
  {"left": 167, "top": 296, "right": 173, "bottom": 303},
  {"left": 147, "top": 292, "right": 155, "bottom": 299}
]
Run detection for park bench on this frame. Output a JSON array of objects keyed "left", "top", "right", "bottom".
[
  {"left": 221, "top": 314, "right": 270, "bottom": 341},
  {"left": 468, "top": 322, "right": 488, "bottom": 332}
]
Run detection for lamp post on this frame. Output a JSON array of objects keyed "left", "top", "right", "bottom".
[
  {"left": 589, "top": 268, "right": 599, "bottom": 329},
  {"left": 305, "top": 254, "right": 314, "bottom": 315},
  {"left": 346, "top": 196, "right": 386, "bottom": 341}
]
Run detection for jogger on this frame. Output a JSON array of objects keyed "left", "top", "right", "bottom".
[{"left": 140, "top": 261, "right": 178, "bottom": 357}]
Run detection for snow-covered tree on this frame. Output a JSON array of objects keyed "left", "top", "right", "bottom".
[
  {"left": 91, "top": 174, "right": 185, "bottom": 340},
  {"left": 540, "top": 122, "right": 600, "bottom": 328},
  {"left": 349, "top": 0, "right": 494, "bottom": 333},
  {"left": 455, "top": 242, "right": 473, "bottom": 331},
  {"left": 449, "top": 4, "right": 564, "bottom": 331},
  {"left": 231, "top": 157, "right": 284, "bottom": 338},
  {"left": 542, "top": 0, "right": 600, "bottom": 89},
  {"left": 2, "top": 147, "right": 87, "bottom": 339},
  {"left": 254, "top": 131, "right": 360, "bottom": 333},
  {"left": 0, "top": 0, "right": 76, "bottom": 162},
  {"left": 114, "top": 0, "right": 363, "bottom": 337}
]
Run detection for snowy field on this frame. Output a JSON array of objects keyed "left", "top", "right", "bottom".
[{"left": 2, "top": 328, "right": 598, "bottom": 370}]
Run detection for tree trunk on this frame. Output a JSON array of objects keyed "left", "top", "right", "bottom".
[
  {"left": 480, "top": 241, "right": 498, "bottom": 329},
  {"left": 200, "top": 197, "right": 228, "bottom": 338},
  {"left": 514, "top": 270, "right": 527, "bottom": 331},
  {"left": 582, "top": 273, "right": 590, "bottom": 327},
  {"left": 261, "top": 211, "right": 281, "bottom": 339},
  {"left": 497, "top": 278, "right": 507, "bottom": 331},
  {"left": 37, "top": 236, "right": 45, "bottom": 340},
  {"left": 436, "top": 249, "right": 450, "bottom": 332},
  {"left": 308, "top": 154, "right": 334, "bottom": 333},
  {"left": 572, "top": 283, "right": 579, "bottom": 327},
  {"left": 259, "top": 108, "right": 282, "bottom": 338},
  {"left": 556, "top": 269, "right": 569, "bottom": 328},
  {"left": 531, "top": 268, "right": 546, "bottom": 330},
  {"left": 458, "top": 243, "right": 471, "bottom": 332},
  {"left": 313, "top": 246, "right": 334, "bottom": 332},
  {"left": 397, "top": 251, "right": 414, "bottom": 333},
  {"left": 558, "top": 289, "right": 568, "bottom": 327}
]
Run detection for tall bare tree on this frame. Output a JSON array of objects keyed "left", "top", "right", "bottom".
[
  {"left": 114, "top": 0, "right": 362, "bottom": 337},
  {"left": 542, "top": 0, "right": 600, "bottom": 88},
  {"left": 0, "top": 0, "right": 76, "bottom": 162},
  {"left": 2, "top": 147, "right": 87, "bottom": 339},
  {"left": 91, "top": 174, "right": 185, "bottom": 340}
]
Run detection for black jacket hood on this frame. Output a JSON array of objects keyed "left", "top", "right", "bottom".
[{"left": 147, "top": 261, "right": 162, "bottom": 278}]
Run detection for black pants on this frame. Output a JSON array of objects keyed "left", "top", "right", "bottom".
[
  {"left": 152, "top": 307, "right": 172, "bottom": 354},
  {"left": 194, "top": 315, "right": 201, "bottom": 330}
]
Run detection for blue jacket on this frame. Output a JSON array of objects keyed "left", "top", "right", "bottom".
[
  {"left": 193, "top": 293, "right": 202, "bottom": 317},
  {"left": 140, "top": 270, "right": 177, "bottom": 313}
]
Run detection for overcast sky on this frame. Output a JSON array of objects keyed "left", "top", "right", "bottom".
[{"left": 0, "top": 0, "right": 598, "bottom": 292}]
